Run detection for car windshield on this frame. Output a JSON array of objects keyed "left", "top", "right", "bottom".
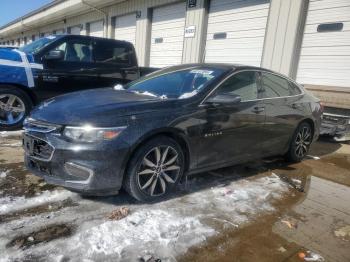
[
  {"left": 125, "top": 68, "right": 225, "bottom": 99},
  {"left": 19, "top": 36, "right": 58, "bottom": 54}
]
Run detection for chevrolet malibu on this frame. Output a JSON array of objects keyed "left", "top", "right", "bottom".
[{"left": 23, "top": 64, "right": 322, "bottom": 201}]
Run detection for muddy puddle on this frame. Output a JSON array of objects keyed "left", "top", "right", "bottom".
[
  {"left": 0, "top": 163, "right": 57, "bottom": 198},
  {"left": 7, "top": 224, "right": 75, "bottom": 249},
  {"left": 180, "top": 151, "right": 350, "bottom": 262},
  {"left": 179, "top": 165, "right": 309, "bottom": 262}
]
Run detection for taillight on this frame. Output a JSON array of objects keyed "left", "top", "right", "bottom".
[{"left": 319, "top": 101, "right": 324, "bottom": 112}]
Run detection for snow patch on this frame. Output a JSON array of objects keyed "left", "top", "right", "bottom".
[
  {"left": 0, "top": 190, "right": 77, "bottom": 215},
  {"left": 66, "top": 209, "right": 214, "bottom": 260},
  {"left": 0, "top": 170, "right": 9, "bottom": 179}
]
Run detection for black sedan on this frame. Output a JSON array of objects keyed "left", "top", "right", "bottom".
[{"left": 23, "top": 64, "right": 322, "bottom": 201}]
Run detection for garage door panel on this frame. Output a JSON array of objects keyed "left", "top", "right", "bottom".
[
  {"left": 114, "top": 13, "right": 136, "bottom": 45},
  {"left": 150, "top": 2, "right": 186, "bottom": 68},
  {"left": 89, "top": 20, "right": 104, "bottom": 37},
  {"left": 309, "top": 0, "right": 350, "bottom": 10},
  {"left": 209, "top": 6, "right": 269, "bottom": 21},
  {"left": 301, "top": 33, "right": 350, "bottom": 47},
  {"left": 69, "top": 26, "right": 81, "bottom": 35},
  {"left": 304, "top": 7, "right": 350, "bottom": 24},
  {"left": 297, "top": 0, "right": 350, "bottom": 88},
  {"left": 207, "top": 20, "right": 269, "bottom": 34},
  {"left": 210, "top": 0, "right": 269, "bottom": 12},
  {"left": 300, "top": 46, "right": 350, "bottom": 56},
  {"left": 205, "top": 0, "right": 269, "bottom": 66}
]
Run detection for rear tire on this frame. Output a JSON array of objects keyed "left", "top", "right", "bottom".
[
  {"left": 0, "top": 86, "right": 33, "bottom": 131},
  {"left": 286, "top": 122, "right": 313, "bottom": 162},
  {"left": 123, "top": 136, "right": 185, "bottom": 202}
]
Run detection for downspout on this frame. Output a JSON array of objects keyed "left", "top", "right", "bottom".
[{"left": 81, "top": 0, "right": 108, "bottom": 37}]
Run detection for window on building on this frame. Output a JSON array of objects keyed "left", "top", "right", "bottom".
[
  {"left": 215, "top": 71, "right": 258, "bottom": 101},
  {"left": 317, "top": 22, "right": 343, "bottom": 32}
]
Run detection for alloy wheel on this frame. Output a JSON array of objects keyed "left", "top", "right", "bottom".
[
  {"left": 294, "top": 125, "right": 311, "bottom": 158},
  {"left": 0, "top": 94, "right": 26, "bottom": 125},
  {"left": 137, "top": 145, "right": 181, "bottom": 197}
]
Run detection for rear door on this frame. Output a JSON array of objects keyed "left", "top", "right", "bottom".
[
  {"left": 35, "top": 37, "right": 98, "bottom": 100},
  {"left": 93, "top": 39, "right": 139, "bottom": 87},
  {"left": 195, "top": 70, "right": 266, "bottom": 168},
  {"left": 259, "top": 72, "right": 305, "bottom": 156}
]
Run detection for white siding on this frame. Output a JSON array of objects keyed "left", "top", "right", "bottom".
[
  {"left": 69, "top": 26, "right": 82, "bottom": 35},
  {"left": 297, "top": 0, "right": 350, "bottom": 88},
  {"left": 149, "top": 2, "right": 186, "bottom": 68},
  {"left": 114, "top": 13, "right": 137, "bottom": 45},
  {"left": 205, "top": 0, "right": 270, "bottom": 66},
  {"left": 89, "top": 20, "right": 104, "bottom": 37}
]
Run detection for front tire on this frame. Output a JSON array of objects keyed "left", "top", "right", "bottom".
[
  {"left": 286, "top": 122, "right": 313, "bottom": 162},
  {"left": 123, "top": 136, "right": 185, "bottom": 202},
  {"left": 0, "top": 86, "right": 33, "bottom": 130}
]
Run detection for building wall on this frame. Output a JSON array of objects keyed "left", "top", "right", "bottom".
[
  {"left": 0, "top": 0, "right": 310, "bottom": 69},
  {"left": 0, "top": 0, "right": 349, "bottom": 109}
]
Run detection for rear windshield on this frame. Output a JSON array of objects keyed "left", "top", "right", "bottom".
[{"left": 126, "top": 68, "right": 225, "bottom": 99}]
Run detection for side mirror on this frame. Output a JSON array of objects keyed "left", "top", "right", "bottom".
[
  {"left": 44, "top": 50, "right": 64, "bottom": 60},
  {"left": 206, "top": 93, "right": 241, "bottom": 106}
]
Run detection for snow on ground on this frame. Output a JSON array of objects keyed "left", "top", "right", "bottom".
[
  {"left": 0, "top": 190, "right": 77, "bottom": 215},
  {"left": 0, "top": 174, "right": 290, "bottom": 261},
  {"left": 0, "top": 131, "right": 23, "bottom": 138},
  {"left": 0, "top": 170, "right": 9, "bottom": 179}
]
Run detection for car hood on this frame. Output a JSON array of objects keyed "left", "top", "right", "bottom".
[{"left": 30, "top": 88, "right": 177, "bottom": 126}]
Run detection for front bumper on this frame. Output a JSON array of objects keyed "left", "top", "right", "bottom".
[
  {"left": 23, "top": 130, "right": 130, "bottom": 195},
  {"left": 320, "top": 113, "right": 350, "bottom": 141}
]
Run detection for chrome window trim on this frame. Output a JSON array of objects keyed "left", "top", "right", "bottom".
[
  {"left": 200, "top": 69, "right": 305, "bottom": 106},
  {"left": 23, "top": 133, "right": 55, "bottom": 162}
]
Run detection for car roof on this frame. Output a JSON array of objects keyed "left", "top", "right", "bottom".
[
  {"left": 166, "top": 63, "right": 275, "bottom": 73},
  {"left": 50, "top": 34, "right": 132, "bottom": 47}
]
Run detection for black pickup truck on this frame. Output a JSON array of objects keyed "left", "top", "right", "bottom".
[{"left": 0, "top": 35, "right": 157, "bottom": 130}]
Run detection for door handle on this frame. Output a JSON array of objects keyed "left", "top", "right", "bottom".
[{"left": 252, "top": 106, "right": 265, "bottom": 113}]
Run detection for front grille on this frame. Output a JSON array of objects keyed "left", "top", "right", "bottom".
[
  {"left": 24, "top": 118, "right": 61, "bottom": 133},
  {"left": 23, "top": 135, "right": 54, "bottom": 161}
]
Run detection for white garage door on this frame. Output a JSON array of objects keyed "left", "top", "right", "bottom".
[
  {"left": 114, "top": 13, "right": 137, "bottom": 45},
  {"left": 54, "top": 29, "right": 65, "bottom": 35},
  {"left": 69, "top": 26, "right": 81, "bottom": 35},
  {"left": 149, "top": 2, "right": 186, "bottom": 68},
  {"left": 205, "top": 0, "right": 270, "bottom": 66},
  {"left": 297, "top": 0, "right": 350, "bottom": 88},
  {"left": 89, "top": 20, "right": 104, "bottom": 37}
]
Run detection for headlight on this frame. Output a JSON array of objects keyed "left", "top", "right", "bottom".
[{"left": 63, "top": 125, "right": 126, "bottom": 143}]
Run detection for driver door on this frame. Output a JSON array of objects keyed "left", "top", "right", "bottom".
[
  {"left": 195, "top": 71, "right": 266, "bottom": 169},
  {"left": 35, "top": 38, "right": 98, "bottom": 101}
]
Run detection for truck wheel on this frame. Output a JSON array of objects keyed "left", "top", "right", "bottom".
[
  {"left": 286, "top": 122, "right": 313, "bottom": 163},
  {"left": 123, "top": 136, "right": 185, "bottom": 202},
  {"left": 0, "top": 86, "right": 33, "bottom": 130}
]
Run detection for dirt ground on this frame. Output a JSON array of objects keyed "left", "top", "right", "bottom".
[{"left": 0, "top": 131, "right": 349, "bottom": 262}]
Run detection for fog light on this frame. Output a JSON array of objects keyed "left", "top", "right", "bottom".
[{"left": 64, "top": 162, "right": 93, "bottom": 183}]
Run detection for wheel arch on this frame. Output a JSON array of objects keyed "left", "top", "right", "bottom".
[
  {"left": 0, "top": 83, "right": 38, "bottom": 105},
  {"left": 122, "top": 128, "right": 192, "bottom": 181},
  {"left": 300, "top": 118, "right": 315, "bottom": 138}
]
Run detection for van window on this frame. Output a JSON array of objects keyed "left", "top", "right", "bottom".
[{"left": 94, "top": 40, "right": 131, "bottom": 64}]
